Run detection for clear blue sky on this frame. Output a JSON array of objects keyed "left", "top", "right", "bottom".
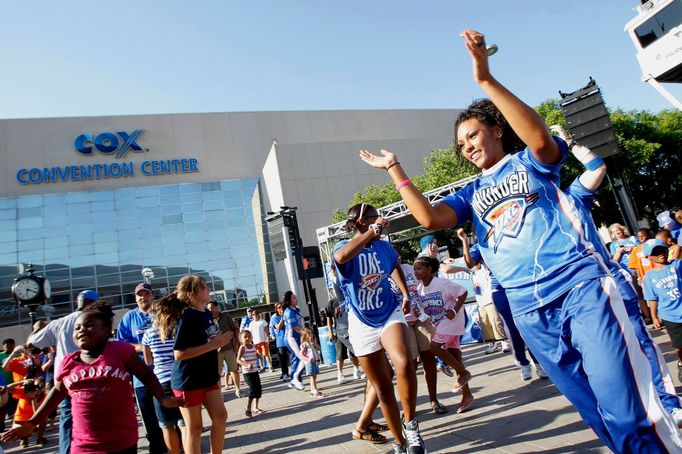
[{"left": 1, "top": 0, "right": 675, "bottom": 119}]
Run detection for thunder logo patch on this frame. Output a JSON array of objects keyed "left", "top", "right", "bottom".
[
  {"left": 483, "top": 193, "right": 539, "bottom": 252},
  {"left": 361, "top": 273, "right": 385, "bottom": 290}
]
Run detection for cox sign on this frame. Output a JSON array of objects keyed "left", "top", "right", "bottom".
[{"left": 75, "top": 129, "right": 146, "bottom": 158}]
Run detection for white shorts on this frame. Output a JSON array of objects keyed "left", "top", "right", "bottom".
[{"left": 348, "top": 307, "right": 407, "bottom": 357}]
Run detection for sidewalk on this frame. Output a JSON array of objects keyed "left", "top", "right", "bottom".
[{"left": 4, "top": 328, "right": 679, "bottom": 453}]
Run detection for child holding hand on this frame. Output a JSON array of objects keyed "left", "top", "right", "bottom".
[{"left": 237, "top": 330, "right": 264, "bottom": 417}]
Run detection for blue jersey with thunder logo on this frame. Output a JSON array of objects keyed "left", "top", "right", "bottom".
[
  {"left": 441, "top": 139, "right": 605, "bottom": 316},
  {"left": 564, "top": 179, "right": 638, "bottom": 304},
  {"left": 334, "top": 239, "right": 399, "bottom": 328}
]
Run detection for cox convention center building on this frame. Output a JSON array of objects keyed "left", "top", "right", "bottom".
[{"left": 0, "top": 108, "right": 460, "bottom": 328}]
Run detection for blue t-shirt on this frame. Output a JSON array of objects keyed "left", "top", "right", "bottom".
[
  {"left": 333, "top": 239, "right": 399, "bottom": 328},
  {"left": 643, "top": 260, "right": 682, "bottom": 323},
  {"left": 564, "top": 179, "right": 639, "bottom": 306},
  {"left": 609, "top": 237, "right": 639, "bottom": 270},
  {"left": 117, "top": 307, "right": 154, "bottom": 388},
  {"left": 283, "top": 306, "right": 303, "bottom": 340},
  {"left": 440, "top": 139, "right": 605, "bottom": 316},
  {"left": 269, "top": 314, "right": 288, "bottom": 348}
]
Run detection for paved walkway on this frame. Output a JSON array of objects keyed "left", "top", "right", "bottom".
[{"left": 4, "top": 328, "right": 680, "bottom": 453}]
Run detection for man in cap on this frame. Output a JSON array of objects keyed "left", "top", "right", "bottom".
[
  {"left": 27, "top": 289, "right": 99, "bottom": 454},
  {"left": 117, "top": 283, "right": 165, "bottom": 454},
  {"left": 642, "top": 238, "right": 682, "bottom": 383},
  {"left": 240, "top": 307, "right": 254, "bottom": 332}
]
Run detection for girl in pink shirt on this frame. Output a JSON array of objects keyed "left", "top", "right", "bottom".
[
  {"left": 1, "top": 303, "right": 182, "bottom": 454},
  {"left": 414, "top": 256, "right": 474, "bottom": 413}
]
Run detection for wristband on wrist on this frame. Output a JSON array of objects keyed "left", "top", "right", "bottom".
[
  {"left": 369, "top": 223, "right": 383, "bottom": 235},
  {"left": 386, "top": 162, "right": 400, "bottom": 172},
  {"left": 395, "top": 179, "right": 412, "bottom": 191},
  {"left": 584, "top": 156, "right": 604, "bottom": 171}
]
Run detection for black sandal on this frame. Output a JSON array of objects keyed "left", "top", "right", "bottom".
[
  {"left": 367, "top": 421, "right": 389, "bottom": 432},
  {"left": 352, "top": 428, "right": 387, "bottom": 444},
  {"left": 431, "top": 401, "right": 448, "bottom": 414}
]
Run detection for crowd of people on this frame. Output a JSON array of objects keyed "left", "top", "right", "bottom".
[{"left": 0, "top": 28, "right": 681, "bottom": 454}]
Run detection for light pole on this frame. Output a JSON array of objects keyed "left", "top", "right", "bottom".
[{"left": 141, "top": 267, "right": 154, "bottom": 284}]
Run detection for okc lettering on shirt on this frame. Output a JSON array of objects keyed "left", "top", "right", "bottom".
[
  {"left": 358, "top": 251, "right": 387, "bottom": 311},
  {"left": 63, "top": 365, "right": 130, "bottom": 387}
]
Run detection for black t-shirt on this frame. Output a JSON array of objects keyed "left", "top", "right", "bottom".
[
  {"left": 325, "top": 298, "right": 350, "bottom": 335},
  {"left": 171, "top": 307, "right": 219, "bottom": 391}
]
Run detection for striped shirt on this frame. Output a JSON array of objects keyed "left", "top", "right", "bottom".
[
  {"left": 240, "top": 345, "right": 259, "bottom": 371},
  {"left": 141, "top": 327, "right": 175, "bottom": 384}
]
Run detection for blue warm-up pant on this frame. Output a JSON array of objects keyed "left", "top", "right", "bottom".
[
  {"left": 491, "top": 287, "right": 538, "bottom": 367},
  {"left": 514, "top": 276, "right": 682, "bottom": 453}
]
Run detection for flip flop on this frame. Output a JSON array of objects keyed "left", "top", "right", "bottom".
[
  {"left": 245, "top": 409, "right": 252, "bottom": 418},
  {"left": 352, "top": 428, "right": 388, "bottom": 444},
  {"left": 457, "top": 397, "right": 475, "bottom": 414},
  {"left": 367, "top": 422, "right": 389, "bottom": 432},
  {"left": 452, "top": 370, "right": 472, "bottom": 392}
]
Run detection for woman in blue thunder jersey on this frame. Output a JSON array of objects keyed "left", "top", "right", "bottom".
[
  {"left": 359, "top": 29, "right": 681, "bottom": 453},
  {"left": 552, "top": 123, "right": 682, "bottom": 426},
  {"left": 334, "top": 203, "right": 425, "bottom": 454}
]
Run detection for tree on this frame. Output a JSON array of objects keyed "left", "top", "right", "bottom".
[{"left": 536, "top": 101, "right": 682, "bottom": 228}]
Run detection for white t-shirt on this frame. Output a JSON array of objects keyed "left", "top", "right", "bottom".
[
  {"left": 472, "top": 265, "right": 493, "bottom": 308},
  {"left": 248, "top": 319, "right": 269, "bottom": 344},
  {"left": 417, "top": 277, "right": 467, "bottom": 336}
]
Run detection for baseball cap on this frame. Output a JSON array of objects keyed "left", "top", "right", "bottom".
[
  {"left": 77, "top": 290, "right": 99, "bottom": 303},
  {"left": 419, "top": 234, "right": 436, "bottom": 251},
  {"left": 135, "top": 282, "right": 153, "bottom": 295},
  {"left": 642, "top": 239, "right": 668, "bottom": 257}
]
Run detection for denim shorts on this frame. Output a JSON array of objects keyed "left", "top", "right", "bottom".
[
  {"left": 304, "top": 361, "right": 319, "bottom": 376},
  {"left": 154, "top": 382, "right": 185, "bottom": 429}
]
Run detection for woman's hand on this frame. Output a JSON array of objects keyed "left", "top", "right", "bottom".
[
  {"left": 0, "top": 421, "right": 36, "bottom": 441},
  {"left": 456, "top": 228, "right": 467, "bottom": 242},
  {"left": 160, "top": 395, "right": 185, "bottom": 408},
  {"left": 359, "top": 149, "right": 397, "bottom": 170},
  {"left": 549, "top": 125, "right": 571, "bottom": 143},
  {"left": 210, "top": 331, "right": 233, "bottom": 349},
  {"left": 460, "top": 29, "right": 492, "bottom": 84}
]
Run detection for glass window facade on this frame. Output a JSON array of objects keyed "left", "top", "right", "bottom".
[{"left": 0, "top": 179, "right": 278, "bottom": 326}]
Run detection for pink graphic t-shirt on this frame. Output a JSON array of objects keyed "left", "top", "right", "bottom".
[
  {"left": 57, "top": 340, "right": 137, "bottom": 453},
  {"left": 417, "top": 277, "right": 467, "bottom": 336}
]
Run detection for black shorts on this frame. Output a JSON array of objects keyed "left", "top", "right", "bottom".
[
  {"left": 243, "top": 371, "right": 262, "bottom": 399},
  {"left": 662, "top": 319, "right": 682, "bottom": 349},
  {"left": 336, "top": 334, "right": 356, "bottom": 362}
]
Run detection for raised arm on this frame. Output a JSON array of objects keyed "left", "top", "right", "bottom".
[
  {"left": 461, "top": 29, "right": 560, "bottom": 164},
  {"left": 358, "top": 151, "right": 458, "bottom": 230},
  {"left": 457, "top": 228, "right": 478, "bottom": 269},
  {"left": 550, "top": 125, "right": 606, "bottom": 191}
]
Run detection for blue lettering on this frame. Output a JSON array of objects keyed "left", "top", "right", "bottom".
[
  {"left": 79, "top": 165, "right": 92, "bottom": 180},
  {"left": 43, "top": 167, "right": 57, "bottom": 183},
  {"left": 160, "top": 160, "right": 171, "bottom": 174},
  {"left": 74, "top": 134, "right": 94, "bottom": 155},
  {"left": 70, "top": 166, "right": 80, "bottom": 181},
  {"left": 181, "top": 159, "right": 190, "bottom": 172},
  {"left": 109, "top": 163, "right": 122, "bottom": 177},
  {"left": 151, "top": 160, "right": 161, "bottom": 174},
  {"left": 189, "top": 158, "right": 198, "bottom": 172},
  {"left": 16, "top": 169, "right": 28, "bottom": 184},
  {"left": 121, "top": 162, "right": 134, "bottom": 177},
  {"left": 94, "top": 132, "right": 119, "bottom": 154},
  {"left": 141, "top": 161, "right": 152, "bottom": 175},
  {"left": 57, "top": 167, "right": 69, "bottom": 181},
  {"left": 29, "top": 169, "right": 42, "bottom": 184}
]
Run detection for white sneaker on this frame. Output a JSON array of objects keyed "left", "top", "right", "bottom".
[
  {"left": 520, "top": 364, "right": 532, "bottom": 381},
  {"left": 484, "top": 342, "right": 501, "bottom": 354},
  {"left": 402, "top": 418, "right": 426, "bottom": 454},
  {"left": 353, "top": 369, "right": 366, "bottom": 380},
  {"left": 337, "top": 373, "right": 346, "bottom": 384},
  {"left": 671, "top": 408, "right": 682, "bottom": 428},
  {"left": 289, "top": 379, "right": 304, "bottom": 390},
  {"left": 535, "top": 363, "right": 549, "bottom": 379},
  {"left": 500, "top": 341, "right": 511, "bottom": 353}
]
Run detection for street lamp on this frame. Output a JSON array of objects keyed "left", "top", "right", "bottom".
[{"left": 141, "top": 267, "right": 154, "bottom": 284}]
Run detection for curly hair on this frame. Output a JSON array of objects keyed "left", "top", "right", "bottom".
[
  {"left": 81, "top": 301, "right": 115, "bottom": 330},
  {"left": 153, "top": 275, "right": 207, "bottom": 341},
  {"left": 453, "top": 99, "right": 525, "bottom": 155}
]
